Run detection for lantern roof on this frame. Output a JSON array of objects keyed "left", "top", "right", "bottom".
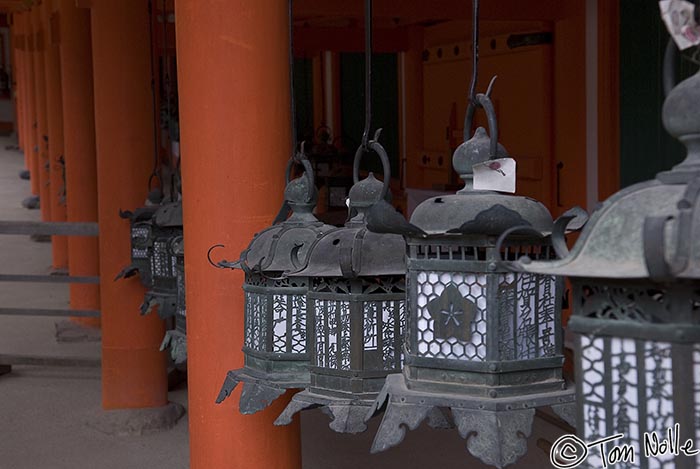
[
  {"left": 233, "top": 161, "right": 335, "bottom": 274},
  {"left": 153, "top": 201, "right": 183, "bottom": 228},
  {"left": 409, "top": 94, "right": 554, "bottom": 238},
  {"left": 515, "top": 67, "right": 700, "bottom": 281},
  {"left": 291, "top": 141, "right": 406, "bottom": 278},
  {"left": 119, "top": 205, "right": 159, "bottom": 223}
]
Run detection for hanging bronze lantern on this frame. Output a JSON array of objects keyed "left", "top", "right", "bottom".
[
  {"left": 140, "top": 201, "right": 183, "bottom": 318},
  {"left": 116, "top": 205, "right": 160, "bottom": 287},
  {"left": 274, "top": 140, "right": 409, "bottom": 433},
  {"left": 363, "top": 88, "right": 583, "bottom": 466},
  {"left": 513, "top": 42, "right": 700, "bottom": 469},
  {"left": 160, "top": 234, "right": 187, "bottom": 367},
  {"left": 215, "top": 156, "right": 336, "bottom": 414}
]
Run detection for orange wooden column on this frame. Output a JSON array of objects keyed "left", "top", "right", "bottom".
[
  {"left": 175, "top": 1, "right": 302, "bottom": 468},
  {"left": 58, "top": 0, "right": 100, "bottom": 328},
  {"left": 23, "top": 11, "right": 39, "bottom": 196},
  {"left": 31, "top": 6, "right": 51, "bottom": 221},
  {"left": 43, "top": 0, "right": 67, "bottom": 269},
  {"left": 10, "top": 15, "right": 24, "bottom": 154},
  {"left": 90, "top": 0, "right": 167, "bottom": 409}
]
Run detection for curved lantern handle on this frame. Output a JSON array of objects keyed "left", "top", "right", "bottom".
[
  {"left": 352, "top": 134, "right": 391, "bottom": 202},
  {"left": 663, "top": 39, "right": 679, "bottom": 98},
  {"left": 643, "top": 176, "right": 700, "bottom": 281},
  {"left": 550, "top": 206, "right": 589, "bottom": 259},
  {"left": 463, "top": 84, "right": 499, "bottom": 159},
  {"left": 284, "top": 144, "right": 315, "bottom": 203}
]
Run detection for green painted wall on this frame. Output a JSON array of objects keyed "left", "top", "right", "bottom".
[{"left": 619, "top": 0, "right": 694, "bottom": 187}]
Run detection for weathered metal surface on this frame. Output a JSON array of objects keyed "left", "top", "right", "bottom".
[
  {"left": 275, "top": 389, "right": 373, "bottom": 434},
  {"left": 217, "top": 155, "right": 335, "bottom": 415},
  {"left": 367, "top": 374, "right": 574, "bottom": 467},
  {"left": 512, "top": 37, "right": 700, "bottom": 469},
  {"left": 275, "top": 138, "right": 408, "bottom": 432},
  {"left": 360, "top": 14, "right": 577, "bottom": 462}
]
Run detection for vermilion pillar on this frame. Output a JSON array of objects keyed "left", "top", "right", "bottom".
[
  {"left": 43, "top": 0, "right": 67, "bottom": 269},
  {"left": 10, "top": 15, "right": 24, "bottom": 153},
  {"left": 31, "top": 6, "right": 50, "bottom": 221},
  {"left": 90, "top": 0, "right": 167, "bottom": 409},
  {"left": 59, "top": 0, "right": 100, "bottom": 327},
  {"left": 175, "top": 1, "right": 302, "bottom": 468},
  {"left": 23, "top": 11, "right": 39, "bottom": 196}
]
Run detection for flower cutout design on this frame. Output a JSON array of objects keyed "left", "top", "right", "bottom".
[{"left": 426, "top": 283, "right": 476, "bottom": 341}]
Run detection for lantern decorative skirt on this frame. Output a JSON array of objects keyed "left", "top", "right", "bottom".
[
  {"left": 365, "top": 94, "right": 577, "bottom": 467},
  {"left": 275, "top": 141, "right": 409, "bottom": 434},
  {"left": 216, "top": 159, "right": 335, "bottom": 415},
  {"left": 515, "top": 59, "right": 700, "bottom": 469},
  {"left": 160, "top": 234, "right": 187, "bottom": 368}
]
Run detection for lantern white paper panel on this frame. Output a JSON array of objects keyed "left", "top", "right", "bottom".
[
  {"left": 272, "top": 294, "right": 307, "bottom": 354},
  {"left": 314, "top": 300, "right": 351, "bottom": 370},
  {"left": 499, "top": 273, "right": 557, "bottom": 360},
  {"left": 416, "top": 271, "right": 487, "bottom": 360},
  {"left": 244, "top": 291, "right": 268, "bottom": 351},
  {"left": 580, "top": 335, "right": 676, "bottom": 469},
  {"left": 151, "top": 240, "right": 176, "bottom": 278},
  {"left": 131, "top": 224, "right": 150, "bottom": 259}
]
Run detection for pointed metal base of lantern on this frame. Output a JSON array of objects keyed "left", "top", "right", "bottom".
[
  {"left": 367, "top": 373, "right": 576, "bottom": 468},
  {"left": 274, "top": 389, "right": 376, "bottom": 433},
  {"left": 216, "top": 368, "right": 307, "bottom": 415},
  {"left": 140, "top": 290, "right": 177, "bottom": 319},
  {"left": 160, "top": 329, "right": 187, "bottom": 369}
]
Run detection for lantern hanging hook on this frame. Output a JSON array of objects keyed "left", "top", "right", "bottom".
[
  {"left": 288, "top": 0, "right": 298, "bottom": 160},
  {"left": 468, "top": 0, "right": 480, "bottom": 107},
  {"left": 146, "top": 0, "right": 162, "bottom": 194},
  {"left": 361, "top": 0, "right": 374, "bottom": 150}
]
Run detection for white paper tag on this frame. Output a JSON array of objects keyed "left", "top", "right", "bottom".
[
  {"left": 660, "top": 0, "right": 700, "bottom": 50},
  {"left": 472, "top": 158, "right": 516, "bottom": 193}
]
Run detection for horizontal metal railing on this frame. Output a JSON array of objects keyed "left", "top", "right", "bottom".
[{"left": 0, "top": 220, "right": 101, "bottom": 318}]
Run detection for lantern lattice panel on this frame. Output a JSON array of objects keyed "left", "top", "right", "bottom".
[
  {"left": 243, "top": 274, "right": 310, "bottom": 355},
  {"left": 498, "top": 273, "right": 558, "bottom": 360},
  {"left": 131, "top": 224, "right": 150, "bottom": 259},
  {"left": 244, "top": 291, "right": 268, "bottom": 351},
  {"left": 311, "top": 276, "right": 405, "bottom": 373},
  {"left": 415, "top": 271, "right": 487, "bottom": 360},
  {"left": 151, "top": 240, "right": 177, "bottom": 279},
  {"left": 580, "top": 335, "right": 676, "bottom": 469},
  {"left": 314, "top": 299, "right": 351, "bottom": 370},
  {"left": 176, "top": 262, "right": 186, "bottom": 318},
  {"left": 272, "top": 293, "right": 307, "bottom": 354},
  {"left": 580, "top": 284, "right": 668, "bottom": 322}
]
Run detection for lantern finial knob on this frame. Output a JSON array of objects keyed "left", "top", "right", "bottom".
[
  {"left": 453, "top": 89, "right": 509, "bottom": 193},
  {"left": 452, "top": 127, "right": 508, "bottom": 192},
  {"left": 659, "top": 42, "right": 700, "bottom": 182}
]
